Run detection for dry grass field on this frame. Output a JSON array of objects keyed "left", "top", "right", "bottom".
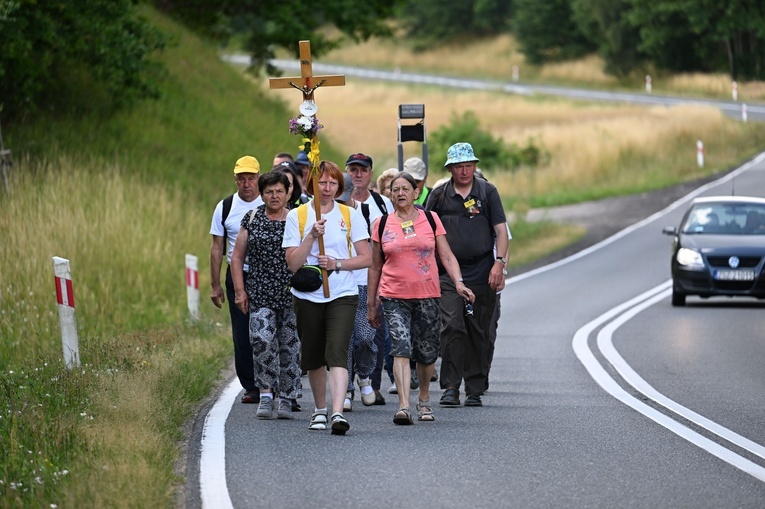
[{"left": 262, "top": 78, "right": 765, "bottom": 209}]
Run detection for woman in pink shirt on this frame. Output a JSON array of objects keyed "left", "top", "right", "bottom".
[{"left": 367, "top": 172, "right": 474, "bottom": 425}]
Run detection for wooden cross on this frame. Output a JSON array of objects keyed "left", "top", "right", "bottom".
[
  {"left": 269, "top": 40, "right": 345, "bottom": 102},
  {"left": 270, "top": 40, "right": 345, "bottom": 297}
]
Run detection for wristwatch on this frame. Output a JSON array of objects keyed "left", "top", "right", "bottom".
[
  {"left": 496, "top": 256, "right": 507, "bottom": 265},
  {"left": 335, "top": 260, "right": 343, "bottom": 273}
]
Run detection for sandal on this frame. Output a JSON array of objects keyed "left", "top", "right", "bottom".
[
  {"left": 308, "top": 410, "right": 327, "bottom": 431},
  {"left": 417, "top": 400, "right": 435, "bottom": 422},
  {"left": 393, "top": 408, "right": 414, "bottom": 425}
]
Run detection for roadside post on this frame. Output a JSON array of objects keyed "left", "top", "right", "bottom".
[
  {"left": 397, "top": 104, "right": 427, "bottom": 171},
  {"left": 732, "top": 81, "right": 738, "bottom": 102},
  {"left": 512, "top": 65, "right": 519, "bottom": 82},
  {"left": 53, "top": 257, "right": 80, "bottom": 369},
  {"left": 742, "top": 103, "right": 748, "bottom": 123},
  {"left": 697, "top": 140, "right": 704, "bottom": 168},
  {"left": 645, "top": 75, "right": 652, "bottom": 93},
  {"left": 186, "top": 254, "right": 200, "bottom": 321}
]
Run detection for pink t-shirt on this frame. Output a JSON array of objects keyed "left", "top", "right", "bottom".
[{"left": 371, "top": 209, "right": 447, "bottom": 299}]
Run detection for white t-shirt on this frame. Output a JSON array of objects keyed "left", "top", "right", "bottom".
[
  {"left": 209, "top": 193, "right": 263, "bottom": 267},
  {"left": 282, "top": 202, "right": 370, "bottom": 303},
  {"left": 358, "top": 192, "right": 393, "bottom": 285}
]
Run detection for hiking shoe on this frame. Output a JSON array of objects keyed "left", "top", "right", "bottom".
[
  {"left": 241, "top": 389, "right": 259, "bottom": 404},
  {"left": 373, "top": 389, "right": 386, "bottom": 405},
  {"left": 464, "top": 394, "right": 483, "bottom": 407},
  {"left": 330, "top": 412, "right": 350, "bottom": 435},
  {"left": 255, "top": 397, "right": 274, "bottom": 419},
  {"left": 358, "top": 377, "right": 376, "bottom": 406},
  {"left": 387, "top": 383, "right": 398, "bottom": 394},
  {"left": 309, "top": 410, "right": 327, "bottom": 431},
  {"left": 439, "top": 388, "right": 460, "bottom": 406},
  {"left": 277, "top": 399, "right": 295, "bottom": 420}
]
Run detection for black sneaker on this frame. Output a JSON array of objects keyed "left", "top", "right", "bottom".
[
  {"left": 241, "top": 389, "right": 260, "bottom": 404},
  {"left": 439, "top": 388, "right": 460, "bottom": 406},
  {"left": 464, "top": 394, "right": 483, "bottom": 407}
]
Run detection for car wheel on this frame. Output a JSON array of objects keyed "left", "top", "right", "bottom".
[{"left": 671, "top": 287, "right": 686, "bottom": 307}]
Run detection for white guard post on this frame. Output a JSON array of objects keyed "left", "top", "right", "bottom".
[
  {"left": 645, "top": 75, "right": 652, "bottom": 93},
  {"left": 52, "top": 256, "right": 80, "bottom": 369},
  {"left": 512, "top": 65, "right": 519, "bottom": 82},
  {"left": 732, "top": 81, "right": 738, "bottom": 101},
  {"left": 186, "top": 254, "right": 200, "bottom": 321},
  {"left": 697, "top": 140, "right": 704, "bottom": 168},
  {"left": 742, "top": 103, "right": 748, "bottom": 123}
]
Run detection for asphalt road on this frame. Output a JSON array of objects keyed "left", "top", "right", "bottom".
[{"left": 184, "top": 155, "right": 765, "bottom": 509}]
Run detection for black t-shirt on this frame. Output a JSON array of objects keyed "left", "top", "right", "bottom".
[{"left": 426, "top": 178, "right": 506, "bottom": 283}]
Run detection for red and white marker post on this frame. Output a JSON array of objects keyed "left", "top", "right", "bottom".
[
  {"left": 52, "top": 256, "right": 80, "bottom": 369},
  {"left": 185, "top": 254, "right": 200, "bottom": 321},
  {"left": 697, "top": 140, "right": 704, "bottom": 168},
  {"left": 645, "top": 75, "right": 652, "bottom": 93},
  {"left": 732, "top": 81, "right": 738, "bottom": 101},
  {"left": 742, "top": 103, "right": 748, "bottom": 123}
]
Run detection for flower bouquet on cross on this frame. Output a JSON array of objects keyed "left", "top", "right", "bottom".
[{"left": 290, "top": 114, "right": 324, "bottom": 167}]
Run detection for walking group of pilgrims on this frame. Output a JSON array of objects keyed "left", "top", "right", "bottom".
[{"left": 209, "top": 142, "right": 511, "bottom": 435}]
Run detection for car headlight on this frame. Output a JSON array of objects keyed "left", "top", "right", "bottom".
[{"left": 676, "top": 247, "right": 705, "bottom": 269}]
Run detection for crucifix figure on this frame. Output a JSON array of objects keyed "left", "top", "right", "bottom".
[{"left": 270, "top": 40, "right": 345, "bottom": 297}]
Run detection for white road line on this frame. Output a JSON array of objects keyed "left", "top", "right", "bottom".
[
  {"left": 199, "top": 378, "right": 239, "bottom": 509},
  {"left": 598, "top": 283, "right": 765, "bottom": 461},
  {"left": 573, "top": 281, "right": 765, "bottom": 482}
]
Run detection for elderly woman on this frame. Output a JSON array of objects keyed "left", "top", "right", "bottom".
[
  {"left": 367, "top": 172, "right": 474, "bottom": 425},
  {"left": 376, "top": 168, "right": 400, "bottom": 200},
  {"left": 283, "top": 161, "right": 372, "bottom": 435},
  {"left": 273, "top": 161, "right": 306, "bottom": 208},
  {"left": 231, "top": 171, "right": 301, "bottom": 420}
]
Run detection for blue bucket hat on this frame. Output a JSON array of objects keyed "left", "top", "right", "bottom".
[
  {"left": 444, "top": 142, "right": 479, "bottom": 167},
  {"left": 295, "top": 152, "right": 310, "bottom": 166}
]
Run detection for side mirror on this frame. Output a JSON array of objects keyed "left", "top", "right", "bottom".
[{"left": 662, "top": 226, "right": 677, "bottom": 235}]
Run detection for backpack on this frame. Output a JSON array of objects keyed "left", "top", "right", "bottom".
[
  {"left": 297, "top": 203, "right": 353, "bottom": 257},
  {"left": 377, "top": 210, "right": 437, "bottom": 261},
  {"left": 221, "top": 193, "right": 234, "bottom": 245},
  {"left": 369, "top": 190, "right": 388, "bottom": 217}
]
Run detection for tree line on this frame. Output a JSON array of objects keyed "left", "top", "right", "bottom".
[{"left": 2, "top": 0, "right": 763, "bottom": 122}]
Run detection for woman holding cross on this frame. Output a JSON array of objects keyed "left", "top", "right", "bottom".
[{"left": 282, "top": 160, "right": 372, "bottom": 435}]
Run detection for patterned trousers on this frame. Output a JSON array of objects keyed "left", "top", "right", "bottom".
[
  {"left": 347, "top": 285, "right": 378, "bottom": 392},
  {"left": 249, "top": 307, "right": 302, "bottom": 400}
]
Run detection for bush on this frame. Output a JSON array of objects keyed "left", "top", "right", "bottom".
[{"left": 429, "top": 111, "right": 549, "bottom": 171}]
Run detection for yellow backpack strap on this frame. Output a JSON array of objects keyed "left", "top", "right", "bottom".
[
  {"left": 338, "top": 203, "right": 352, "bottom": 256},
  {"left": 298, "top": 203, "right": 309, "bottom": 240}
]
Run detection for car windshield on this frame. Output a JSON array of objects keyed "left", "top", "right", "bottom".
[{"left": 682, "top": 202, "right": 765, "bottom": 235}]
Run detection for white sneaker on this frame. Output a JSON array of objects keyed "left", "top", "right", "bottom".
[{"left": 387, "top": 383, "right": 398, "bottom": 394}]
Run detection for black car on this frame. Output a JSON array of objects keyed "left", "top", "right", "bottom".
[{"left": 662, "top": 196, "right": 765, "bottom": 306}]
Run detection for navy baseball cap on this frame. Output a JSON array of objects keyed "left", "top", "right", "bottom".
[{"left": 345, "top": 153, "right": 373, "bottom": 168}]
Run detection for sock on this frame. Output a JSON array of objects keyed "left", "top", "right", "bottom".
[
  {"left": 314, "top": 407, "right": 327, "bottom": 414},
  {"left": 359, "top": 381, "right": 373, "bottom": 395}
]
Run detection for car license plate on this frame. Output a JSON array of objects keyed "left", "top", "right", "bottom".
[{"left": 714, "top": 269, "right": 755, "bottom": 281}]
